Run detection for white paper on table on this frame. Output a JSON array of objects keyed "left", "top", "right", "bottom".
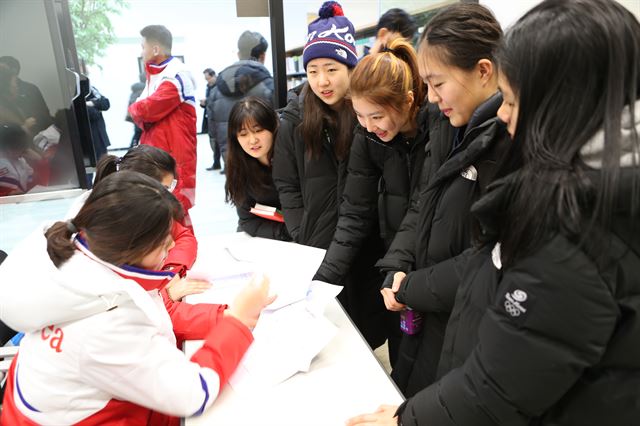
[
  {"left": 229, "top": 302, "right": 338, "bottom": 394},
  {"left": 305, "top": 281, "right": 343, "bottom": 317},
  {"left": 260, "top": 269, "right": 311, "bottom": 311},
  {"left": 185, "top": 271, "right": 254, "bottom": 305}
]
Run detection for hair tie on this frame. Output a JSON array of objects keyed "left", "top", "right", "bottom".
[
  {"left": 115, "top": 157, "right": 122, "bottom": 171},
  {"left": 381, "top": 46, "right": 394, "bottom": 54},
  {"left": 66, "top": 220, "right": 78, "bottom": 234}
]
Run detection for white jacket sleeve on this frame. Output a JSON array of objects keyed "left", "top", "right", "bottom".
[{"left": 78, "top": 303, "right": 252, "bottom": 417}]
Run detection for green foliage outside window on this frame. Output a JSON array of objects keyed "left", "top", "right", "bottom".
[{"left": 69, "top": 0, "right": 129, "bottom": 67}]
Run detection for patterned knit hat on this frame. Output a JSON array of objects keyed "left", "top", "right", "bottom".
[{"left": 303, "top": 1, "right": 357, "bottom": 70}]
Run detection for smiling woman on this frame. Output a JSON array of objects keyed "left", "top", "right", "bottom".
[
  {"left": 224, "top": 96, "right": 290, "bottom": 241},
  {"left": 313, "top": 36, "right": 429, "bottom": 364},
  {"left": 272, "top": 1, "right": 388, "bottom": 349},
  {"left": 374, "top": 2, "right": 513, "bottom": 398}
]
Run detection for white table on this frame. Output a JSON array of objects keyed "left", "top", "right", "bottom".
[{"left": 183, "top": 234, "right": 404, "bottom": 426}]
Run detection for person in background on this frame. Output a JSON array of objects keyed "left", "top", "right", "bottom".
[
  {"left": 0, "top": 171, "right": 275, "bottom": 424},
  {"left": 201, "top": 68, "right": 222, "bottom": 170},
  {"left": 376, "top": 3, "right": 509, "bottom": 396},
  {"left": 0, "top": 64, "right": 37, "bottom": 135},
  {"left": 273, "top": 1, "right": 386, "bottom": 349},
  {"left": 209, "top": 30, "right": 274, "bottom": 175},
  {"left": 91, "top": 145, "right": 207, "bottom": 301},
  {"left": 313, "top": 35, "right": 429, "bottom": 364},
  {"left": 125, "top": 72, "right": 145, "bottom": 148},
  {"left": 225, "top": 96, "right": 289, "bottom": 241},
  {"left": 85, "top": 85, "right": 111, "bottom": 161},
  {"left": 0, "top": 56, "right": 52, "bottom": 133},
  {"left": 129, "top": 25, "right": 198, "bottom": 227},
  {"left": 200, "top": 68, "right": 216, "bottom": 134},
  {"left": 0, "top": 123, "right": 35, "bottom": 196},
  {"left": 349, "top": 0, "right": 640, "bottom": 424},
  {"left": 368, "top": 8, "right": 417, "bottom": 55}
]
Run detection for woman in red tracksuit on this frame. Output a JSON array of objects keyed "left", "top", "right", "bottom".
[
  {"left": 91, "top": 144, "right": 207, "bottom": 301},
  {"left": 0, "top": 171, "right": 274, "bottom": 425}
]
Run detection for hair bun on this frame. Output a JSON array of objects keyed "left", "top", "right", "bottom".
[{"left": 318, "top": 1, "right": 343, "bottom": 18}]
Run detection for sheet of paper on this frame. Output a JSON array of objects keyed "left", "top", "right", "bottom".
[
  {"left": 185, "top": 271, "right": 253, "bottom": 305},
  {"left": 229, "top": 302, "right": 338, "bottom": 394},
  {"left": 305, "top": 281, "right": 343, "bottom": 317}
]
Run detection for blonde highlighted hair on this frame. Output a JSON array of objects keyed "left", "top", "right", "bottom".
[{"left": 350, "top": 36, "right": 425, "bottom": 119}]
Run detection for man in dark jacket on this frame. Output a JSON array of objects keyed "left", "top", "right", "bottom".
[
  {"left": 208, "top": 31, "right": 274, "bottom": 175},
  {"left": 86, "top": 85, "right": 111, "bottom": 161},
  {"left": 0, "top": 56, "right": 52, "bottom": 134},
  {"left": 126, "top": 73, "right": 145, "bottom": 148},
  {"left": 200, "top": 68, "right": 220, "bottom": 170}
]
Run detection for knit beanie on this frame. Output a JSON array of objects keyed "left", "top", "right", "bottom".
[{"left": 303, "top": 1, "right": 357, "bottom": 70}]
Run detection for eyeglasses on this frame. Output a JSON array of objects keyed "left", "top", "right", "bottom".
[{"left": 164, "top": 178, "right": 177, "bottom": 192}]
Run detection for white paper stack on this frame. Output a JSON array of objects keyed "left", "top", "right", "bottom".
[{"left": 229, "top": 281, "right": 342, "bottom": 394}]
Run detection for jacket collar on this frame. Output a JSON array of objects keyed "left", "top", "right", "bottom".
[
  {"left": 74, "top": 237, "right": 175, "bottom": 292},
  {"left": 145, "top": 56, "right": 174, "bottom": 75},
  {"left": 464, "top": 92, "right": 503, "bottom": 139}
]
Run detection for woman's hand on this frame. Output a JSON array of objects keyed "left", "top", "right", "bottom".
[
  {"left": 165, "top": 275, "right": 212, "bottom": 301},
  {"left": 380, "top": 272, "right": 407, "bottom": 311},
  {"left": 227, "top": 274, "right": 277, "bottom": 329},
  {"left": 346, "top": 405, "right": 399, "bottom": 426}
]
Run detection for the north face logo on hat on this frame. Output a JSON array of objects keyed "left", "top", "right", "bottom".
[{"left": 335, "top": 48, "right": 347, "bottom": 59}]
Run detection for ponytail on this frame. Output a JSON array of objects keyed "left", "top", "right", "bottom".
[
  {"left": 94, "top": 146, "right": 177, "bottom": 187},
  {"left": 45, "top": 172, "right": 176, "bottom": 269},
  {"left": 350, "top": 35, "right": 425, "bottom": 119},
  {"left": 45, "top": 220, "right": 77, "bottom": 267},
  {"left": 94, "top": 154, "right": 119, "bottom": 185}
]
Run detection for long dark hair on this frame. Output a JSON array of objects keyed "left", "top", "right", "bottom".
[
  {"left": 419, "top": 3, "right": 502, "bottom": 71},
  {"left": 225, "top": 96, "right": 278, "bottom": 206},
  {"left": 301, "top": 82, "right": 355, "bottom": 161},
  {"left": 46, "top": 172, "right": 178, "bottom": 268},
  {"left": 496, "top": 0, "right": 640, "bottom": 266}
]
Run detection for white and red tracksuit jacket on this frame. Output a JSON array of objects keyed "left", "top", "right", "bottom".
[
  {"left": 0, "top": 228, "right": 252, "bottom": 425},
  {"left": 128, "top": 57, "right": 198, "bottom": 221}
]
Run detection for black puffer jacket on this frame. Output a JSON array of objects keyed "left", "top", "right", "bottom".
[
  {"left": 397, "top": 168, "right": 640, "bottom": 426},
  {"left": 272, "top": 84, "right": 387, "bottom": 347},
  {"left": 236, "top": 168, "right": 290, "bottom": 241},
  {"left": 385, "top": 93, "right": 510, "bottom": 395},
  {"left": 314, "top": 104, "right": 429, "bottom": 285},
  {"left": 272, "top": 84, "right": 347, "bottom": 248},
  {"left": 208, "top": 60, "right": 274, "bottom": 156}
]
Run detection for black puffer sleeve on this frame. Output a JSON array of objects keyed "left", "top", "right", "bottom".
[
  {"left": 272, "top": 112, "right": 304, "bottom": 242},
  {"left": 314, "top": 133, "right": 381, "bottom": 284}
]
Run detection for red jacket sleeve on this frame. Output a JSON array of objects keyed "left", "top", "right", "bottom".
[
  {"left": 190, "top": 316, "right": 253, "bottom": 392},
  {"left": 163, "top": 220, "right": 198, "bottom": 273},
  {"left": 161, "top": 287, "right": 226, "bottom": 341},
  {"left": 128, "top": 80, "right": 182, "bottom": 127}
]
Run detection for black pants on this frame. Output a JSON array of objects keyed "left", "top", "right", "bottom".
[{"left": 210, "top": 136, "right": 221, "bottom": 166}]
